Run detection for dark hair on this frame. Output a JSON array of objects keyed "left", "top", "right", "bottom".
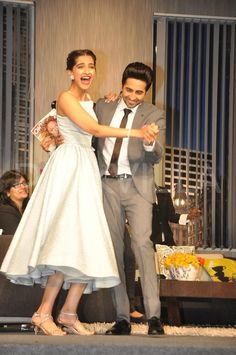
[
  {"left": 122, "top": 62, "right": 153, "bottom": 92},
  {"left": 0, "top": 170, "right": 29, "bottom": 211},
  {"left": 66, "top": 49, "right": 96, "bottom": 70}
]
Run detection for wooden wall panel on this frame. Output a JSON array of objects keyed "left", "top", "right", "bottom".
[
  {"left": 35, "top": 0, "right": 157, "bottom": 115},
  {"left": 33, "top": 0, "right": 235, "bottom": 180},
  {"left": 34, "top": 0, "right": 156, "bottom": 175}
]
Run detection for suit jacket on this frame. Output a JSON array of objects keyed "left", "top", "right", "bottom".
[
  {"left": 94, "top": 99, "right": 166, "bottom": 203},
  {"left": 150, "top": 186, "right": 181, "bottom": 246},
  {"left": 0, "top": 204, "right": 21, "bottom": 235}
]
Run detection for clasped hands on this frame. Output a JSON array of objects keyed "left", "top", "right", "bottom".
[{"left": 141, "top": 123, "right": 159, "bottom": 144}]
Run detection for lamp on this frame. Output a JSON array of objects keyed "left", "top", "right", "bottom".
[{"left": 174, "top": 181, "right": 187, "bottom": 208}]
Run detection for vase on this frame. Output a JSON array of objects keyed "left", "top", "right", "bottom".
[{"left": 169, "top": 264, "right": 199, "bottom": 281}]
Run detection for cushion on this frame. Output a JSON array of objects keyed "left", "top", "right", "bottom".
[{"left": 203, "top": 258, "right": 236, "bottom": 282}]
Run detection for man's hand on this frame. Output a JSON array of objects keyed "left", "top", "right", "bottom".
[
  {"left": 187, "top": 207, "right": 201, "bottom": 221},
  {"left": 141, "top": 123, "right": 159, "bottom": 144}
]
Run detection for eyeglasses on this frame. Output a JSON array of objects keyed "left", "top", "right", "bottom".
[{"left": 12, "top": 182, "right": 29, "bottom": 189}]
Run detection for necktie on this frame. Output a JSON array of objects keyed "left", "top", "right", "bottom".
[{"left": 108, "top": 108, "right": 132, "bottom": 177}]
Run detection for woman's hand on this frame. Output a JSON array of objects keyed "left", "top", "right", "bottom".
[
  {"left": 104, "top": 92, "right": 120, "bottom": 102},
  {"left": 40, "top": 136, "right": 55, "bottom": 152}
]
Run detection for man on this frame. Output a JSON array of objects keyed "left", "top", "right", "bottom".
[
  {"left": 94, "top": 62, "right": 166, "bottom": 335},
  {"left": 151, "top": 186, "right": 201, "bottom": 247}
]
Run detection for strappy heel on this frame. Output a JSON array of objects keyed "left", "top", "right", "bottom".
[
  {"left": 57, "top": 311, "right": 94, "bottom": 335},
  {"left": 31, "top": 312, "right": 66, "bottom": 336}
]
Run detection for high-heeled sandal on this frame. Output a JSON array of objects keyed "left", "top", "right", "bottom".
[
  {"left": 57, "top": 311, "right": 94, "bottom": 335},
  {"left": 31, "top": 312, "right": 66, "bottom": 336}
]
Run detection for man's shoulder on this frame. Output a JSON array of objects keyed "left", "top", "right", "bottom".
[
  {"left": 96, "top": 98, "right": 106, "bottom": 105},
  {"left": 156, "top": 186, "right": 169, "bottom": 194},
  {"left": 95, "top": 98, "right": 119, "bottom": 107},
  {"left": 139, "top": 102, "right": 164, "bottom": 117},
  {"left": 156, "top": 187, "right": 172, "bottom": 202}
]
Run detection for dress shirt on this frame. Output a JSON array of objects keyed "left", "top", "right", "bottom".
[{"left": 103, "top": 99, "right": 138, "bottom": 175}]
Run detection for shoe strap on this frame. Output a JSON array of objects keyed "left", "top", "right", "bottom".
[
  {"left": 32, "top": 312, "right": 53, "bottom": 325},
  {"left": 59, "top": 311, "right": 78, "bottom": 317}
]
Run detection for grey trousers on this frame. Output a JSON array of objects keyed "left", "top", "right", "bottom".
[{"left": 102, "top": 177, "right": 161, "bottom": 322}]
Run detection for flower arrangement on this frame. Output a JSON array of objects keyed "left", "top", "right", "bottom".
[{"left": 164, "top": 252, "right": 205, "bottom": 270}]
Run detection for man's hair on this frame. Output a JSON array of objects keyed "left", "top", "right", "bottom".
[{"left": 122, "top": 62, "right": 153, "bottom": 91}]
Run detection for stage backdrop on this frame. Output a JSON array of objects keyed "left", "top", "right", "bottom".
[{"left": 33, "top": 0, "right": 236, "bottom": 184}]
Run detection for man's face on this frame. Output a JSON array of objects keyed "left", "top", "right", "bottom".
[{"left": 121, "top": 78, "right": 147, "bottom": 108}]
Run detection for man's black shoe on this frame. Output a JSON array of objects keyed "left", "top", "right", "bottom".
[
  {"left": 105, "top": 320, "right": 131, "bottom": 335},
  {"left": 148, "top": 317, "right": 164, "bottom": 335}
]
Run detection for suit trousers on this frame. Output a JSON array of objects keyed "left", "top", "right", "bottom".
[{"left": 102, "top": 177, "right": 161, "bottom": 322}]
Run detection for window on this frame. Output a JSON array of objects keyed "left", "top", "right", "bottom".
[
  {"left": 153, "top": 15, "right": 236, "bottom": 253},
  {"left": 0, "top": 0, "right": 34, "bottom": 176}
]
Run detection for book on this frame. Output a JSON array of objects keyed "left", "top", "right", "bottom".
[{"left": 31, "top": 108, "right": 58, "bottom": 152}]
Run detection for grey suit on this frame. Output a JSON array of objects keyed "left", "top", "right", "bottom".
[{"left": 95, "top": 98, "right": 165, "bottom": 321}]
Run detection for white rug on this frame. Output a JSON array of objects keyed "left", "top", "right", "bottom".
[{"left": 85, "top": 323, "right": 236, "bottom": 337}]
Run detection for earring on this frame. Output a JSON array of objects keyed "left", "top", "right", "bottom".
[{"left": 70, "top": 74, "right": 74, "bottom": 80}]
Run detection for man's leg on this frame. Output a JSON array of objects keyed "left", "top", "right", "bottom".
[
  {"left": 102, "top": 179, "right": 130, "bottom": 323},
  {"left": 124, "top": 183, "right": 161, "bottom": 319}
]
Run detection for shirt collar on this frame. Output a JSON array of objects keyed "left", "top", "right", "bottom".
[{"left": 118, "top": 98, "right": 140, "bottom": 115}]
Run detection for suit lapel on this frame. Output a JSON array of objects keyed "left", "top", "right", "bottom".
[
  {"left": 101, "top": 100, "right": 119, "bottom": 125},
  {"left": 98, "top": 100, "right": 119, "bottom": 151},
  {"left": 131, "top": 103, "right": 146, "bottom": 129}
]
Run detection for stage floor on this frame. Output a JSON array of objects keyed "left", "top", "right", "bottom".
[{"left": 0, "top": 332, "right": 235, "bottom": 355}]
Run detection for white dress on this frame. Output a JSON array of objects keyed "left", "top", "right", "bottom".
[{"left": 1, "top": 102, "right": 120, "bottom": 293}]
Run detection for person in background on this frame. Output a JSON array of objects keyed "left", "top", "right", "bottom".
[
  {"left": 95, "top": 62, "right": 166, "bottom": 336},
  {"left": 0, "top": 170, "right": 29, "bottom": 235},
  {"left": 151, "top": 186, "right": 201, "bottom": 247},
  {"left": 1, "top": 49, "right": 157, "bottom": 337}
]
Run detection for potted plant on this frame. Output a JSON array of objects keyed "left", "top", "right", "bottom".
[{"left": 164, "top": 252, "right": 205, "bottom": 281}]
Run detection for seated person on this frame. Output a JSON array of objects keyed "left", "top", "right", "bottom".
[
  {"left": 151, "top": 185, "right": 200, "bottom": 247},
  {"left": 0, "top": 170, "right": 29, "bottom": 235}
]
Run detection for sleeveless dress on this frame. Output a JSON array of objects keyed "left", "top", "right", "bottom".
[{"left": 0, "top": 102, "right": 120, "bottom": 293}]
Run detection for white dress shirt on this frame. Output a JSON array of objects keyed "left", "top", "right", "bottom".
[{"left": 103, "top": 99, "right": 155, "bottom": 175}]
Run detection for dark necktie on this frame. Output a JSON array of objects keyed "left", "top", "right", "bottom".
[{"left": 108, "top": 108, "right": 132, "bottom": 177}]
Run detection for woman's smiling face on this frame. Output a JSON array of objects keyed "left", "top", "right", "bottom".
[
  {"left": 71, "top": 55, "right": 96, "bottom": 90},
  {"left": 8, "top": 176, "right": 29, "bottom": 204}
]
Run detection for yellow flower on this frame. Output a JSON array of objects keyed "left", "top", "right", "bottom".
[{"left": 164, "top": 252, "right": 203, "bottom": 270}]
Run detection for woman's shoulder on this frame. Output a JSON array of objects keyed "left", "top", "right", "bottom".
[
  {"left": 0, "top": 204, "right": 19, "bottom": 215},
  {"left": 57, "top": 90, "right": 70, "bottom": 102}
]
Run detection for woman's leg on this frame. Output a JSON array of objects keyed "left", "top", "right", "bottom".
[
  {"left": 36, "top": 272, "right": 64, "bottom": 314},
  {"left": 32, "top": 272, "right": 66, "bottom": 336},
  {"left": 58, "top": 283, "right": 94, "bottom": 335},
  {"left": 60, "top": 283, "right": 86, "bottom": 314}
]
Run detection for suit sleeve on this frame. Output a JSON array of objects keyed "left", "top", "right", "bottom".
[{"left": 143, "top": 107, "right": 166, "bottom": 164}]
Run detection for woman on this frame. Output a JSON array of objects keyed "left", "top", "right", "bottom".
[
  {"left": 0, "top": 170, "right": 29, "bottom": 235},
  {"left": 1, "top": 49, "right": 157, "bottom": 336}
]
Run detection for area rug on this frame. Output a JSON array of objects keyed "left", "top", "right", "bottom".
[{"left": 86, "top": 323, "right": 236, "bottom": 337}]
